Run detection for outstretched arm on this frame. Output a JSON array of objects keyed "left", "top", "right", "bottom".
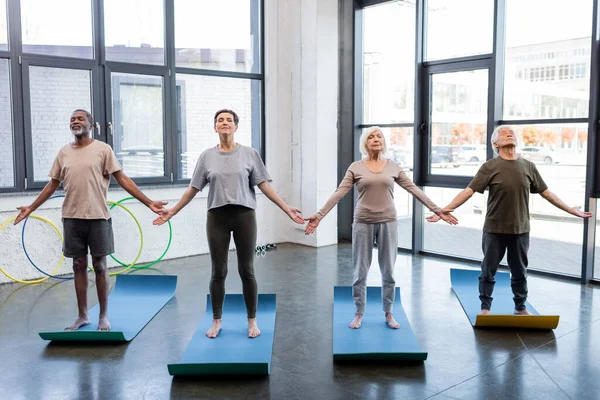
[
  {"left": 257, "top": 181, "right": 304, "bottom": 224},
  {"left": 395, "top": 171, "right": 458, "bottom": 225},
  {"left": 113, "top": 170, "right": 168, "bottom": 214},
  {"left": 305, "top": 170, "right": 354, "bottom": 234},
  {"left": 540, "top": 189, "right": 592, "bottom": 218},
  {"left": 153, "top": 186, "right": 199, "bottom": 225},
  {"left": 14, "top": 179, "right": 61, "bottom": 225},
  {"left": 425, "top": 187, "right": 474, "bottom": 223}
]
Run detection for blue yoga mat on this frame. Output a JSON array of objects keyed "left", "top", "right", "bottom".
[
  {"left": 333, "top": 286, "right": 427, "bottom": 361},
  {"left": 39, "top": 274, "right": 177, "bottom": 341},
  {"left": 168, "top": 293, "right": 276, "bottom": 376},
  {"left": 450, "top": 268, "right": 559, "bottom": 329}
]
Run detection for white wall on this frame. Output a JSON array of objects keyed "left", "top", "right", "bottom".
[{"left": 0, "top": 0, "right": 339, "bottom": 284}]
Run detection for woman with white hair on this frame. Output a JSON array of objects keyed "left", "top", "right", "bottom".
[{"left": 304, "top": 127, "right": 457, "bottom": 329}]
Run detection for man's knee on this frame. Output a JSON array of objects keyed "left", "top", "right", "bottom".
[
  {"left": 92, "top": 256, "right": 107, "bottom": 273},
  {"left": 72, "top": 257, "right": 87, "bottom": 273}
]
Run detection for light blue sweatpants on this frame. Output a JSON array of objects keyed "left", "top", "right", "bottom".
[{"left": 352, "top": 221, "right": 398, "bottom": 315}]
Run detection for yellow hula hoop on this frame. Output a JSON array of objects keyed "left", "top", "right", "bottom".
[
  {"left": 0, "top": 215, "right": 65, "bottom": 284},
  {"left": 86, "top": 200, "right": 144, "bottom": 276}
]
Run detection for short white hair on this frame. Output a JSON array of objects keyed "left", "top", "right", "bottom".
[
  {"left": 491, "top": 125, "right": 517, "bottom": 154},
  {"left": 359, "top": 126, "right": 388, "bottom": 157}
]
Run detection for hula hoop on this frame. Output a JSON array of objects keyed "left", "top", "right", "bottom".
[
  {"left": 108, "top": 196, "right": 172, "bottom": 269},
  {"left": 0, "top": 215, "right": 65, "bottom": 284},
  {"left": 20, "top": 195, "right": 143, "bottom": 278}
]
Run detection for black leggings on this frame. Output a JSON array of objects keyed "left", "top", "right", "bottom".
[{"left": 206, "top": 205, "right": 258, "bottom": 319}]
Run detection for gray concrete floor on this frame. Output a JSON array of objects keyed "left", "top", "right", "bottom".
[{"left": 0, "top": 243, "right": 599, "bottom": 400}]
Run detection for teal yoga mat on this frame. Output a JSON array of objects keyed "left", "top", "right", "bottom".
[
  {"left": 39, "top": 275, "right": 177, "bottom": 341},
  {"left": 168, "top": 293, "right": 276, "bottom": 376},
  {"left": 333, "top": 286, "right": 427, "bottom": 361}
]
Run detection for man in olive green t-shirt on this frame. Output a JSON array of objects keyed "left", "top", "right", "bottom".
[
  {"left": 428, "top": 125, "right": 591, "bottom": 314},
  {"left": 13, "top": 109, "right": 167, "bottom": 331}
]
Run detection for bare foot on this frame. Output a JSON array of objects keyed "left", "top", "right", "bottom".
[
  {"left": 385, "top": 312, "right": 400, "bottom": 329},
  {"left": 65, "top": 315, "right": 90, "bottom": 331},
  {"left": 98, "top": 314, "right": 111, "bottom": 331},
  {"left": 206, "top": 319, "right": 222, "bottom": 338},
  {"left": 480, "top": 309, "right": 490, "bottom": 315},
  {"left": 514, "top": 308, "right": 531, "bottom": 316},
  {"left": 248, "top": 318, "right": 261, "bottom": 338},
  {"left": 349, "top": 314, "right": 363, "bottom": 329}
]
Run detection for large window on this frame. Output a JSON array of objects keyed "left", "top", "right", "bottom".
[
  {"left": 110, "top": 73, "right": 165, "bottom": 178},
  {"left": 176, "top": 75, "right": 258, "bottom": 179},
  {"left": 174, "top": 0, "right": 260, "bottom": 73},
  {"left": 504, "top": 0, "right": 592, "bottom": 120},
  {"left": 0, "top": 59, "right": 13, "bottom": 188},
  {"left": 28, "top": 66, "right": 92, "bottom": 182},
  {"left": 104, "top": 0, "right": 165, "bottom": 65},
  {"left": 0, "top": 0, "right": 263, "bottom": 192},
  {"left": 20, "top": 0, "right": 93, "bottom": 59},
  {"left": 363, "top": 1, "right": 415, "bottom": 124},
  {"left": 425, "top": 0, "right": 494, "bottom": 61},
  {"left": 355, "top": 0, "right": 600, "bottom": 281},
  {"left": 429, "top": 69, "right": 488, "bottom": 176},
  {"left": 0, "top": 0, "right": 7, "bottom": 51}
]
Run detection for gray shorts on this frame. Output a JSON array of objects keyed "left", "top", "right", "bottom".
[{"left": 62, "top": 218, "right": 115, "bottom": 258}]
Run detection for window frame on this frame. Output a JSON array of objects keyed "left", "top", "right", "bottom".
[{"left": 0, "top": 0, "right": 264, "bottom": 192}]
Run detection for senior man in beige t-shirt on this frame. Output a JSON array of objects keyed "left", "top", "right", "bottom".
[{"left": 13, "top": 109, "right": 167, "bottom": 331}]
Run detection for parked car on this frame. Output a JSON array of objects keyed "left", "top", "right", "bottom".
[
  {"left": 391, "top": 149, "right": 414, "bottom": 170},
  {"left": 431, "top": 145, "right": 465, "bottom": 167},
  {"left": 459, "top": 144, "right": 486, "bottom": 162},
  {"left": 518, "top": 146, "right": 561, "bottom": 164}
]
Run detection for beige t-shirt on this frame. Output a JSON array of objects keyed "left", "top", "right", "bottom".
[
  {"left": 317, "top": 160, "right": 441, "bottom": 224},
  {"left": 49, "top": 140, "right": 122, "bottom": 220}
]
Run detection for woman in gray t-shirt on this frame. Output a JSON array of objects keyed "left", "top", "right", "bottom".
[
  {"left": 154, "top": 109, "right": 304, "bottom": 339},
  {"left": 304, "top": 127, "right": 457, "bottom": 329}
]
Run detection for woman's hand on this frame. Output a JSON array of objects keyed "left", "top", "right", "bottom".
[
  {"left": 304, "top": 215, "right": 320, "bottom": 235},
  {"left": 285, "top": 207, "right": 305, "bottom": 224},
  {"left": 153, "top": 208, "right": 176, "bottom": 226}
]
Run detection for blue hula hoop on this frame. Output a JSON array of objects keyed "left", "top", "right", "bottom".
[{"left": 21, "top": 195, "right": 72, "bottom": 280}]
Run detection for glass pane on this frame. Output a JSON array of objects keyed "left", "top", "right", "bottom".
[
  {"left": 503, "top": 0, "right": 592, "bottom": 120},
  {"left": 595, "top": 206, "right": 600, "bottom": 280},
  {"left": 423, "top": 186, "right": 486, "bottom": 260},
  {"left": 425, "top": 123, "right": 588, "bottom": 276},
  {"left": 21, "top": 0, "right": 93, "bottom": 58},
  {"left": 426, "top": 0, "right": 494, "bottom": 61},
  {"left": 175, "top": 0, "right": 259, "bottom": 73},
  {"left": 30, "top": 67, "right": 92, "bottom": 182},
  {"left": 111, "top": 73, "right": 165, "bottom": 178},
  {"left": 176, "top": 74, "right": 257, "bottom": 179},
  {"left": 430, "top": 69, "right": 488, "bottom": 176},
  {"left": 389, "top": 127, "right": 414, "bottom": 249},
  {"left": 0, "top": 0, "right": 7, "bottom": 51},
  {"left": 363, "top": 1, "right": 415, "bottom": 124},
  {"left": 104, "top": 0, "right": 165, "bottom": 65},
  {"left": 0, "top": 59, "right": 13, "bottom": 187}
]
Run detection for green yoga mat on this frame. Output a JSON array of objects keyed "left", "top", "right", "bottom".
[{"left": 39, "top": 275, "right": 177, "bottom": 342}]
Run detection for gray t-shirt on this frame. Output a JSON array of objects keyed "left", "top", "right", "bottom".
[{"left": 190, "top": 144, "right": 272, "bottom": 211}]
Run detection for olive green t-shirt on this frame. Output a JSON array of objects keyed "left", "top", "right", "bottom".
[{"left": 468, "top": 157, "right": 548, "bottom": 234}]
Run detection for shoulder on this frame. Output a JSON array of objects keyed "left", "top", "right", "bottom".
[
  {"left": 94, "top": 140, "right": 115, "bottom": 154},
  {"left": 386, "top": 159, "right": 402, "bottom": 170},
  {"left": 240, "top": 145, "right": 261, "bottom": 157}
]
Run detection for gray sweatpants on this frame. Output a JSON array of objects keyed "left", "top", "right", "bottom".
[{"left": 352, "top": 221, "right": 398, "bottom": 315}]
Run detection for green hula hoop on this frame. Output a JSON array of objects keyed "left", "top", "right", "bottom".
[
  {"left": 108, "top": 196, "right": 172, "bottom": 269},
  {"left": 87, "top": 200, "right": 144, "bottom": 276}
]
